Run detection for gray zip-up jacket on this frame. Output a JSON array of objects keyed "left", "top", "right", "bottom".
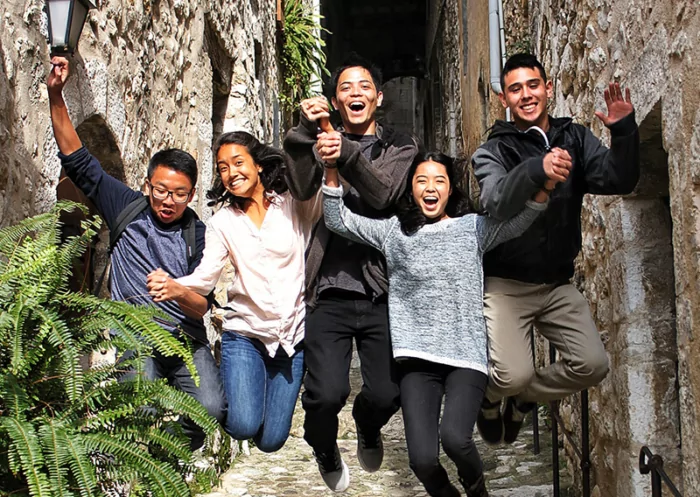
[{"left": 283, "top": 114, "right": 418, "bottom": 306}]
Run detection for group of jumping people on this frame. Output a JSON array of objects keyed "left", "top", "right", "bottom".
[{"left": 47, "top": 49, "right": 639, "bottom": 497}]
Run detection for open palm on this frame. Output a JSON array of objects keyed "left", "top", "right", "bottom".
[{"left": 595, "top": 82, "right": 634, "bottom": 127}]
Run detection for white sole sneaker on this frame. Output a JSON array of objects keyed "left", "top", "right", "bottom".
[{"left": 320, "top": 457, "right": 350, "bottom": 492}]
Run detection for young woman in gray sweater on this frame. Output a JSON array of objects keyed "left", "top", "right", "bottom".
[{"left": 322, "top": 151, "right": 553, "bottom": 497}]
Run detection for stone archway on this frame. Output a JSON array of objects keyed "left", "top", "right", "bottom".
[{"left": 56, "top": 114, "right": 125, "bottom": 299}]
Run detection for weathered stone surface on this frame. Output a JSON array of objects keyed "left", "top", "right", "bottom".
[
  {"left": 458, "top": 0, "right": 697, "bottom": 494},
  {"left": 507, "top": 0, "right": 697, "bottom": 494}
]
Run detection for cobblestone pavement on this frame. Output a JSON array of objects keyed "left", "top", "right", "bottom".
[{"left": 198, "top": 367, "right": 572, "bottom": 497}]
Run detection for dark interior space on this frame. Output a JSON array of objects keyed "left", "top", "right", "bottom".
[{"left": 321, "top": 0, "right": 427, "bottom": 87}]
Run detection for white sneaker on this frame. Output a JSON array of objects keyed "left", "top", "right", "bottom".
[{"left": 314, "top": 445, "right": 350, "bottom": 492}]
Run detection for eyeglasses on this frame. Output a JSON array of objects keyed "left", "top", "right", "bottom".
[{"left": 147, "top": 181, "right": 193, "bottom": 204}]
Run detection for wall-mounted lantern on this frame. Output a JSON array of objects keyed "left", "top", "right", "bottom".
[{"left": 45, "top": 0, "right": 96, "bottom": 55}]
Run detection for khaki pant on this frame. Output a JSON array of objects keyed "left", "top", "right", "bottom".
[{"left": 483, "top": 277, "right": 609, "bottom": 403}]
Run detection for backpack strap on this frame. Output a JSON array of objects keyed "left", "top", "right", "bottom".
[
  {"left": 180, "top": 207, "right": 198, "bottom": 267},
  {"left": 93, "top": 197, "right": 202, "bottom": 296},
  {"left": 93, "top": 196, "right": 150, "bottom": 296}
]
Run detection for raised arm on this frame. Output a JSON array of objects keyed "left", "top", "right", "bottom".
[
  {"left": 583, "top": 83, "right": 639, "bottom": 195},
  {"left": 283, "top": 98, "right": 328, "bottom": 201},
  {"left": 322, "top": 167, "right": 396, "bottom": 251},
  {"left": 48, "top": 57, "right": 139, "bottom": 228},
  {"left": 48, "top": 57, "right": 82, "bottom": 155},
  {"left": 331, "top": 132, "right": 417, "bottom": 210},
  {"left": 477, "top": 194, "right": 549, "bottom": 252}
]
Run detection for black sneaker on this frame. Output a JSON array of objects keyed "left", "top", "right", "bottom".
[
  {"left": 355, "top": 422, "right": 384, "bottom": 472},
  {"left": 460, "top": 474, "right": 489, "bottom": 497},
  {"left": 503, "top": 396, "right": 536, "bottom": 444},
  {"left": 314, "top": 445, "right": 349, "bottom": 492},
  {"left": 476, "top": 398, "right": 503, "bottom": 445}
]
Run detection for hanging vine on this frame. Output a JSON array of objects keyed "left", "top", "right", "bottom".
[{"left": 279, "top": 0, "right": 330, "bottom": 112}]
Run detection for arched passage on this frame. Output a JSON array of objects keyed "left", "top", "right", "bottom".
[{"left": 56, "top": 114, "right": 125, "bottom": 297}]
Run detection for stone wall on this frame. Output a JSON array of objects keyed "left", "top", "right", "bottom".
[
  {"left": 0, "top": 0, "right": 281, "bottom": 228},
  {"left": 450, "top": 0, "right": 698, "bottom": 493},
  {"left": 511, "top": 0, "right": 698, "bottom": 494}
]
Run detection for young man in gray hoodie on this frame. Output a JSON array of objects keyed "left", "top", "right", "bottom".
[{"left": 284, "top": 53, "right": 418, "bottom": 491}]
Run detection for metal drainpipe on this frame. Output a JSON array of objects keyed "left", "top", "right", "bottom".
[{"left": 488, "top": 0, "right": 511, "bottom": 121}]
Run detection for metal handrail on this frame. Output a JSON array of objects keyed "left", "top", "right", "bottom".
[
  {"left": 639, "top": 446, "right": 683, "bottom": 496},
  {"left": 548, "top": 343, "right": 591, "bottom": 497}
]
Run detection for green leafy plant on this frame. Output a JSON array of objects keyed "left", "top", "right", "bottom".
[
  {"left": 0, "top": 202, "right": 219, "bottom": 497},
  {"left": 279, "top": 0, "right": 331, "bottom": 112}
]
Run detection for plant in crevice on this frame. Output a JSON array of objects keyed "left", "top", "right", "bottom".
[
  {"left": 279, "top": 0, "right": 331, "bottom": 115},
  {"left": 0, "top": 201, "right": 219, "bottom": 497}
]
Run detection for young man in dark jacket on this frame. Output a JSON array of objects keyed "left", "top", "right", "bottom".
[
  {"left": 47, "top": 57, "right": 225, "bottom": 450},
  {"left": 284, "top": 54, "right": 418, "bottom": 491},
  {"left": 471, "top": 53, "right": 640, "bottom": 445}
]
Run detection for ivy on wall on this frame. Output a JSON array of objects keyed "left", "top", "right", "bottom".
[{"left": 279, "top": 0, "right": 330, "bottom": 112}]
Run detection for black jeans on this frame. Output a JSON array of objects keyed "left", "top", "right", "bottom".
[
  {"left": 302, "top": 294, "right": 400, "bottom": 453},
  {"left": 120, "top": 343, "right": 227, "bottom": 450},
  {"left": 400, "top": 359, "right": 487, "bottom": 496}
]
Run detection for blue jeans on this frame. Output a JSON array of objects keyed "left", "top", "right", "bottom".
[
  {"left": 120, "top": 342, "right": 227, "bottom": 450},
  {"left": 220, "top": 332, "right": 304, "bottom": 452}
]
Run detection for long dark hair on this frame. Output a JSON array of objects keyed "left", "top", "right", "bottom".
[
  {"left": 207, "top": 131, "right": 288, "bottom": 208},
  {"left": 396, "top": 151, "right": 472, "bottom": 236}
]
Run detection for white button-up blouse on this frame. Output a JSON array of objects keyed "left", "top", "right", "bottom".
[{"left": 177, "top": 191, "right": 322, "bottom": 357}]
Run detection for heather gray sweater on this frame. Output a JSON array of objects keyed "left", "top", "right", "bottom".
[{"left": 323, "top": 184, "right": 547, "bottom": 372}]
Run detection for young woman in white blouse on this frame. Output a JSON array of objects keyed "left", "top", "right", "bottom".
[{"left": 152, "top": 131, "right": 321, "bottom": 452}]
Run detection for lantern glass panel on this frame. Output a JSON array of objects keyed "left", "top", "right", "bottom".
[
  {"left": 67, "top": 0, "right": 89, "bottom": 50},
  {"left": 48, "top": 0, "right": 72, "bottom": 47}
]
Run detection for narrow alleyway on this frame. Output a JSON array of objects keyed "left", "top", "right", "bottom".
[{"left": 199, "top": 366, "right": 571, "bottom": 497}]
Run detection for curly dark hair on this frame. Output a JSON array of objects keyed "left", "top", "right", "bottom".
[
  {"left": 207, "top": 131, "right": 289, "bottom": 208},
  {"left": 396, "top": 151, "right": 473, "bottom": 236}
]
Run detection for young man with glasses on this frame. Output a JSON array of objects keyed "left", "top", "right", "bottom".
[{"left": 47, "top": 56, "right": 225, "bottom": 450}]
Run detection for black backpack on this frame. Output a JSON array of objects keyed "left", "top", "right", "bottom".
[{"left": 93, "top": 196, "right": 199, "bottom": 296}]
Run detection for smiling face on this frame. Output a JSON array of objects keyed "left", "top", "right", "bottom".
[
  {"left": 331, "top": 66, "right": 383, "bottom": 135},
  {"left": 216, "top": 143, "right": 264, "bottom": 199},
  {"left": 146, "top": 166, "right": 195, "bottom": 224},
  {"left": 412, "top": 161, "right": 452, "bottom": 221},
  {"left": 499, "top": 66, "right": 553, "bottom": 131}
]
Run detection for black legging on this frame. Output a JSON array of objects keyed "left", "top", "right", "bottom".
[{"left": 400, "top": 359, "right": 488, "bottom": 496}]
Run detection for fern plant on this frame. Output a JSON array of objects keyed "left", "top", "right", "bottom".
[
  {"left": 279, "top": 0, "right": 331, "bottom": 112},
  {"left": 0, "top": 201, "right": 219, "bottom": 497}
]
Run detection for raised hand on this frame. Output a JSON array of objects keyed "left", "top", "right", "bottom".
[
  {"left": 47, "top": 56, "right": 70, "bottom": 95},
  {"left": 595, "top": 82, "right": 634, "bottom": 127},
  {"left": 316, "top": 131, "right": 342, "bottom": 165},
  {"left": 301, "top": 96, "right": 330, "bottom": 123}
]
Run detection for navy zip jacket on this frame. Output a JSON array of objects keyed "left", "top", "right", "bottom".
[{"left": 472, "top": 112, "right": 640, "bottom": 284}]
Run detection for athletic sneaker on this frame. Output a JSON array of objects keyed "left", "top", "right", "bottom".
[
  {"left": 314, "top": 444, "right": 350, "bottom": 492},
  {"left": 476, "top": 397, "right": 504, "bottom": 445},
  {"left": 355, "top": 422, "right": 384, "bottom": 472},
  {"left": 503, "top": 396, "right": 536, "bottom": 444}
]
